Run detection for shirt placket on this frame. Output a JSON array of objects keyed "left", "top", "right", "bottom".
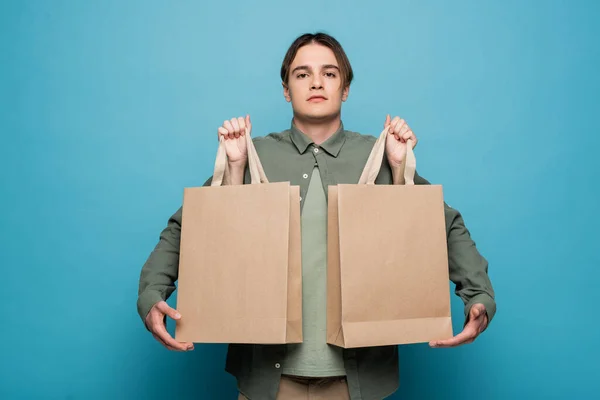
[{"left": 299, "top": 145, "right": 322, "bottom": 211}]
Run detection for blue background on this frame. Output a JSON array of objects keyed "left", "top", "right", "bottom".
[{"left": 1, "top": 0, "right": 599, "bottom": 399}]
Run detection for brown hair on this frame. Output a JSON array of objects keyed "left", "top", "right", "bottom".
[{"left": 280, "top": 32, "right": 354, "bottom": 88}]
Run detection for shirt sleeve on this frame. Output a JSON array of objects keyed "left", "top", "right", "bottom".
[
  {"left": 136, "top": 177, "right": 213, "bottom": 327},
  {"left": 136, "top": 206, "right": 183, "bottom": 327},
  {"left": 415, "top": 172, "right": 497, "bottom": 325}
]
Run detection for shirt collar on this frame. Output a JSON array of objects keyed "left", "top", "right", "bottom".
[{"left": 289, "top": 120, "right": 347, "bottom": 157}]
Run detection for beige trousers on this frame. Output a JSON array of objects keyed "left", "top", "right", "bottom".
[{"left": 238, "top": 375, "right": 350, "bottom": 400}]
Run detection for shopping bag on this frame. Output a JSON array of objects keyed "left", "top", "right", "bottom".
[
  {"left": 175, "top": 128, "right": 302, "bottom": 344},
  {"left": 327, "top": 128, "right": 452, "bottom": 348}
]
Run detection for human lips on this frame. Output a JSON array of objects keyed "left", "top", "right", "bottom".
[{"left": 307, "top": 95, "right": 327, "bottom": 102}]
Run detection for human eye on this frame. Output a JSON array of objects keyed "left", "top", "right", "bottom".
[
  {"left": 297, "top": 73, "right": 308, "bottom": 79},
  {"left": 325, "top": 72, "right": 337, "bottom": 78}
]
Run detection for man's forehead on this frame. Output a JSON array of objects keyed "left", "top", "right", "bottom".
[{"left": 291, "top": 44, "right": 338, "bottom": 67}]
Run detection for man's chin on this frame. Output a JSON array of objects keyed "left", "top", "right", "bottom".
[{"left": 297, "top": 111, "right": 340, "bottom": 122}]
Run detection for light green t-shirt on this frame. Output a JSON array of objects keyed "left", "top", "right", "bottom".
[{"left": 282, "top": 166, "right": 346, "bottom": 377}]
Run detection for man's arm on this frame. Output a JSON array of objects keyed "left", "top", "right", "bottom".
[
  {"left": 137, "top": 177, "right": 215, "bottom": 326},
  {"left": 414, "top": 173, "right": 496, "bottom": 324},
  {"left": 444, "top": 202, "right": 496, "bottom": 324},
  {"left": 137, "top": 206, "right": 183, "bottom": 325},
  {"left": 138, "top": 118, "right": 248, "bottom": 350}
]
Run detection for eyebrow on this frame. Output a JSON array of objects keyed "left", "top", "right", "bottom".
[{"left": 291, "top": 64, "right": 340, "bottom": 74}]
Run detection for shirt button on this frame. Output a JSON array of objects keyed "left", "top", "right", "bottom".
[
  {"left": 303, "top": 173, "right": 308, "bottom": 179},
  {"left": 275, "top": 363, "right": 281, "bottom": 369},
  {"left": 299, "top": 197, "right": 303, "bottom": 201},
  {"left": 314, "top": 148, "right": 319, "bottom": 153}
]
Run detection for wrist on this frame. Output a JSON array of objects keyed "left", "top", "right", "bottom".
[
  {"left": 227, "top": 158, "right": 247, "bottom": 170},
  {"left": 391, "top": 163, "right": 405, "bottom": 185},
  {"left": 389, "top": 159, "right": 404, "bottom": 169},
  {"left": 225, "top": 159, "right": 246, "bottom": 185}
]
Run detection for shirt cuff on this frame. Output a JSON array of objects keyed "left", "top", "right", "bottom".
[
  {"left": 464, "top": 293, "right": 496, "bottom": 326},
  {"left": 137, "top": 290, "right": 166, "bottom": 328}
]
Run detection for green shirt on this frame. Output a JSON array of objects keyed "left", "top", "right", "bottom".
[
  {"left": 137, "top": 122, "right": 497, "bottom": 400},
  {"left": 282, "top": 166, "right": 346, "bottom": 377}
]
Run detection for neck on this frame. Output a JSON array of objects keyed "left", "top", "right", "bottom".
[{"left": 293, "top": 114, "right": 341, "bottom": 145}]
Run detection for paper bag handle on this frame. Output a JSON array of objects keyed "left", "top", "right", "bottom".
[
  {"left": 211, "top": 127, "right": 269, "bottom": 186},
  {"left": 357, "top": 127, "right": 416, "bottom": 185}
]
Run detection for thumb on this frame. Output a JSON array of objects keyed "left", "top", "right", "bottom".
[
  {"left": 470, "top": 304, "right": 485, "bottom": 320},
  {"left": 156, "top": 301, "right": 181, "bottom": 320},
  {"left": 384, "top": 114, "right": 391, "bottom": 128}
]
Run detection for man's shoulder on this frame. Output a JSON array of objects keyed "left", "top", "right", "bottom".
[
  {"left": 251, "top": 129, "right": 292, "bottom": 148},
  {"left": 344, "top": 129, "right": 378, "bottom": 144}
]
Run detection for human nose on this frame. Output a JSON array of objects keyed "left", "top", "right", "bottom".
[{"left": 310, "top": 74, "right": 323, "bottom": 90}]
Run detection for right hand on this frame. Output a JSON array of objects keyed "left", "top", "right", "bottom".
[
  {"left": 218, "top": 115, "right": 251, "bottom": 166},
  {"left": 145, "top": 301, "right": 194, "bottom": 351}
]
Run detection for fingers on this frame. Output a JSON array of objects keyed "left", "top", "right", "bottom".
[
  {"left": 405, "top": 130, "right": 417, "bottom": 148},
  {"left": 152, "top": 332, "right": 181, "bottom": 351},
  {"left": 148, "top": 304, "right": 194, "bottom": 352},
  {"left": 153, "top": 320, "right": 193, "bottom": 351},
  {"left": 237, "top": 117, "right": 246, "bottom": 138},
  {"left": 389, "top": 117, "right": 404, "bottom": 138},
  {"left": 429, "top": 325, "right": 477, "bottom": 348},
  {"left": 155, "top": 301, "right": 181, "bottom": 321},
  {"left": 384, "top": 114, "right": 391, "bottom": 128},
  {"left": 388, "top": 116, "right": 400, "bottom": 137},
  {"left": 401, "top": 125, "right": 417, "bottom": 148},
  {"left": 231, "top": 118, "right": 241, "bottom": 139},
  {"left": 148, "top": 301, "right": 194, "bottom": 351},
  {"left": 223, "top": 120, "right": 235, "bottom": 140},
  {"left": 218, "top": 126, "right": 228, "bottom": 140},
  {"left": 386, "top": 116, "right": 417, "bottom": 147},
  {"left": 219, "top": 116, "right": 250, "bottom": 140},
  {"left": 430, "top": 305, "right": 488, "bottom": 348}
]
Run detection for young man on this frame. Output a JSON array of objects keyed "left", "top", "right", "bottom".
[{"left": 137, "top": 33, "right": 496, "bottom": 400}]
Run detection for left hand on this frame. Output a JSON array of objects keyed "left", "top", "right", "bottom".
[
  {"left": 218, "top": 115, "right": 251, "bottom": 168},
  {"left": 384, "top": 115, "right": 418, "bottom": 168},
  {"left": 429, "top": 303, "right": 489, "bottom": 348}
]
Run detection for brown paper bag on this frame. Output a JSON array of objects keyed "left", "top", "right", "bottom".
[
  {"left": 327, "top": 128, "right": 453, "bottom": 348},
  {"left": 175, "top": 128, "right": 302, "bottom": 344}
]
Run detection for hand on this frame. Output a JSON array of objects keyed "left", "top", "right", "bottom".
[
  {"left": 429, "top": 303, "right": 489, "bottom": 348},
  {"left": 145, "top": 301, "right": 194, "bottom": 352},
  {"left": 384, "top": 115, "right": 418, "bottom": 168},
  {"left": 218, "top": 115, "right": 251, "bottom": 166}
]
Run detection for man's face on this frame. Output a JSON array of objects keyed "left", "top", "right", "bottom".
[{"left": 284, "top": 43, "right": 349, "bottom": 121}]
